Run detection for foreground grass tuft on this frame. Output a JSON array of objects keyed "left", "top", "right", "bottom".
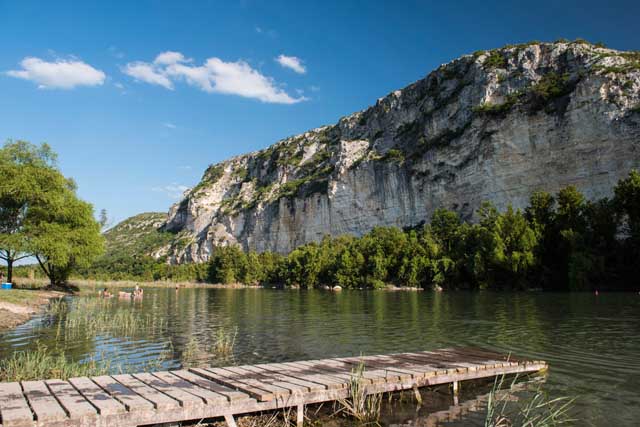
[
  {"left": 0, "top": 344, "right": 110, "bottom": 382},
  {"left": 485, "top": 374, "right": 576, "bottom": 427},
  {"left": 337, "top": 362, "right": 382, "bottom": 425}
]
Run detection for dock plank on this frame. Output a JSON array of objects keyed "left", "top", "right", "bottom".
[
  {"left": 112, "top": 374, "right": 180, "bottom": 411},
  {"left": 21, "top": 380, "right": 68, "bottom": 423},
  {"left": 361, "top": 354, "right": 439, "bottom": 375},
  {"left": 297, "top": 359, "right": 393, "bottom": 384},
  {"left": 171, "top": 369, "right": 250, "bottom": 402},
  {"left": 68, "top": 377, "right": 126, "bottom": 416},
  {"left": 0, "top": 382, "right": 33, "bottom": 426},
  {"left": 132, "top": 372, "right": 204, "bottom": 409},
  {"left": 336, "top": 356, "right": 419, "bottom": 381},
  {"left": 189, "top": 368, "right": 275, "bottom": 402},
  {"left": 153, "top": 371, "right": 229, "bottom": 405},
  {"left": 256, "top": 363, "right": 346, "bottom": 390},
  {"left": 221, "top": 366, "right": 309, "bottom": 395},
  {"left": 91, "top": 375, "right": 154, "bottom": 412},
  {"left": 45, "top": 379, "right": 98, "bottom": 421},
  {"left": 208, "top": 367, "right": 292, "bottom": 399},
  {"left": 240, "top": 365, "right": 327, "bottom": 392}
]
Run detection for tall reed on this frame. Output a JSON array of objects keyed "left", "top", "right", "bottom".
[
  {"left": 337, "top": 362, "right": 382, "bottom": 425},
  {"left": 213, "top": 327, "right": 237, "bottom": 359},
  {"left": 0, "top": 344, "right": 110, "bottom": 382},
  {"left": 54, "top": 296, "right": 167, "bottom": 339},
  {"left": 485, "top": 374, "right": 577, "bottom": 427}
]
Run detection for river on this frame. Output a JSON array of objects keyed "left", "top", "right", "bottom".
[{"left": 0, "top": 288, "right": 638, "bottom": 426}]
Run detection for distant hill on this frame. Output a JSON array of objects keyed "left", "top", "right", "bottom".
[{"left": 103, "top": 212, "right": 172, "bottom": 259}]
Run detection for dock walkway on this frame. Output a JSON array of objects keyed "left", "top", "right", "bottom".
[{"left": 0, "top": 348, "right": 547, "bottom": 427}]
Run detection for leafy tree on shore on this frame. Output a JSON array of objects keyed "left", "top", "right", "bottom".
[
  {"left": 207, "top": 245, "right": 247, "bottom": 284},
  {"left": 0, "top": 140, "right": 104, "bottom": 287},
  {"left": 30, "top": 188, "right": 104, "bottom": 287}
]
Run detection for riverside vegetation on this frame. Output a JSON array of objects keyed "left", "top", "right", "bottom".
[
  {"left": 76, "top": 171, "right": 640, "bottom": 292},
  {"left": 0, "top": 295, "right": 238, "bottom": 382}
]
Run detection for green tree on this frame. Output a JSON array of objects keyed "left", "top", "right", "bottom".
[
  {"left": 614, "top": 170, "right": 640, "bottom": 243},
  {"left": 207, "top": 245, "right": 247, "bottom": 284},
  {"left": 0, "top": 141, "right": 58, "bottom": 283},
  {"left": 28, "top": 183, "right": 105, "bottom": 287},
  {"left": 490, "top": 206, "right": 538, "bottom": 286},
  {"left": 0, "top": 140, "right": 103, "bottom": 286},
  {"left": 612, "top": 170, "right": 640, "bottom": 286}
]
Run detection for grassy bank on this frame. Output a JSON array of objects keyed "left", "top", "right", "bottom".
[
  {"left": 0, "top": 288, "right": 64, "bottom": 330},
  {"left": 12, "top": 277, "right": 259, "bottom": 292}
]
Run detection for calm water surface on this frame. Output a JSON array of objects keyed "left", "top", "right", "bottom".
[{"left": 1, "top": 289, "right": 638, "bottom": 426}]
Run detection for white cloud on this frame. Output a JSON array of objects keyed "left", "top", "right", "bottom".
[
  {"left": 152, "top": 183, "right": 189, "bottom": 199},
  {"left": 163, "top": 122, "right": 176, "bottom": 129},
  {"left": 6, "top": 57, "right": 106, "bottom": 89},
  {"left": 123, "top": 52, "right": 306, "bottom": 104},
  {"left": 275, "top": 54, "right": 306, "bottom": 74},
  {"left": 122, "top": 61, "right": 173, "bottom": 89},
  {"left": 154, "top": 51, "right": 189, "bottom": 65}
]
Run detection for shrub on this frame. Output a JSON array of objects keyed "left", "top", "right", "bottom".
[
  {"left": 484, "top": 51, "right": 507, "bottom": 69},
  {"left": 382, "top": 148, "right": 405, "bottom": 162}
]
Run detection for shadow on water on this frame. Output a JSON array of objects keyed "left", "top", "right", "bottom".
[{"left": 1, "top": 288, "right": 639, "bottom": 426}]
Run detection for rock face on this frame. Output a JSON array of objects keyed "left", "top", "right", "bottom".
[{"left": 161, "top": 41, "right": 640, "bottom": 263}]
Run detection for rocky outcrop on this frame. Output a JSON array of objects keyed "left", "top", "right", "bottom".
[{"left": 160, "top": 41, "right": 640, "bottom": 263}]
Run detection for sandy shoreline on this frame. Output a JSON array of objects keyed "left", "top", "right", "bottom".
[{"left": 0, "top": 289, "right": 65, "bottom": 331}]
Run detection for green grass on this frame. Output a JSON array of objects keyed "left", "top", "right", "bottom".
[
  {"left": 180, "top": 327, "right": 237, "bottom": 368},
  {"left": 55, "top": 296, "right": 167, "bottom": 339},
  {"left": 485, "top": 374, "right": 576, "bottom": 427},
  {"left": 337, "top": 362, "right": 383, "bottom": 424},
  {"left": 0, "top": 344, "right": 110, "bottom": 382},
  {"left": 0, "top": 289, "right": 50, "bottom": 306}
]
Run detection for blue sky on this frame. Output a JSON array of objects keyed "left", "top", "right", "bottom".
[{"left": 1, "top": 0, "right": 639, "bottom": 225}]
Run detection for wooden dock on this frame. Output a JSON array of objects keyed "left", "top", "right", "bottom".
[{"left": 0, "top": 348, "right": 547, "bottom": 427}]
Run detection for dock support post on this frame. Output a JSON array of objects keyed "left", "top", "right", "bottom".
[
  {"left": 452, "top": 381, "right": 459, "bottom": 405},
  {"left": 224, "top": 414, "right": 238, "bottom": 427},
  {"left": 296, "top": 403, "right": 304, "bottom": 427}
]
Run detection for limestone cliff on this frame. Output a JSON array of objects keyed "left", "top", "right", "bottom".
[{"left": 160, "top": 41, "right": 640, "bottom": 263}]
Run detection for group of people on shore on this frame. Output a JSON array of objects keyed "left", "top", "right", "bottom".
[{"left": 99, "top": 285, "right": 143, "bottom": 299}]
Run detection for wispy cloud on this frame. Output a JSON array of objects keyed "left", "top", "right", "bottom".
[
  {"left": 152, "top": 183, "right": 189, "bottom": 199},
  {"left": 255, "top": 26, "right": 277, "bottom": 37},
  {"left": 122, "top": 61, "right": 173, "bottom": 89},
  {"left": 275, "top": 54, "right": 306, "bottom": 74},
  {"left": 154, "top": 51, "right": 189, "bottom": 65},
  {"left": 122, "top": 51, "right": 306, "bottom": 104},
  {"left": 6, "top": 57, "right": 106, "bottom": 89},
  {"left": 163, "top": 122, "right": 176, "bottom": 129},
  {"left": 108, "top": 46, "right": 125, "bottom": 59}
]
